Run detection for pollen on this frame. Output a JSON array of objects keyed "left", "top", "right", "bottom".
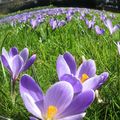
[
  {"left": 81, "top": 74, "right": 89, "bottom": 83},
  {"left": 47, "top": 105, "right": 58, "bottom": 120}
]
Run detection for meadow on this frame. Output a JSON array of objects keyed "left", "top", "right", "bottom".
[{"left": 0, "top": 7, "right": 120, "bottom": 120}]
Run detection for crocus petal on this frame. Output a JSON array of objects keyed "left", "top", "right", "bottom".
[
  {"left": 11, "top": 55, "right": 24, "bottom": 79},
  {"left": 82, "top": 72, "right": 109, "bottom": 91},
  {"left": 20, "top": 74, "right": 43, "bottom": 102},
  {"left": 20, "top": 48, "right": 29, "bottom": 62},
  {"left": 61, "top": 74, "right": 82, "bottom": 93},
  {"left": 2, "top": 47, "right": 9, "bottom": 60},
  {"left": 44, "top": 81, "right": 74, "bottom": 115},
  {"left": 21, "top": 93, "right": 43, "bottom": 119},
  {"left": 56, "top": 55, "right": 71, "bottom": 80},
  {"left": 22, "top": 54, "right": 36, "bottom": 72},
  {"left": 104, "top": 19, "right": 113, "bottom": 34},
  {"left": 63, "top": 52, "right": 77, "bottom": 75},
  {"left": 1, "top": 55, "right": 11, "bottom": 72},
  {"left": 60, "top": 90, "right": 95, "bottom": 117},
  {"left": 58, "top": 113, "right": 86, "bottom": 120},
  {"left": 96, "top": 72, "right": 109, "bottom": 89},
  {"left": 76, "top": 59, "right": 96, "bottom": 78},
  {"left": 30, "top": 117, "right": 38, "bottom": 120},
  {"left": 9, "top": 47, "right": 18, "bottom": 58},
  {"left": 113, "top": 25, "right": 120, "bottom": 33}
]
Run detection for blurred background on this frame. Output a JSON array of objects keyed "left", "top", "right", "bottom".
[{"left": 0, "top": 0, "right": 120, "bottom": 13}]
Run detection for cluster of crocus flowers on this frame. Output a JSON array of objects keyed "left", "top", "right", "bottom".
[
  {"left": 20, "top": 75, "right": 95, "bottom": 120},
  {"left": 49, "top": 18, "right": 66, "bottom": 30},
  {"left": 56, "top": 52, "right": 109, "bottom": 93},
  {"left": 0, "top": 47, "right": 36, "bottom": 93},
  {"left": 19, "top": 51, "right": 109, "bottom": 120},
  {"left": 1, "top": 47, "right": 109, "bottom": 119}
]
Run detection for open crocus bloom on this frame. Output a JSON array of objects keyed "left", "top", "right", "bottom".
[
  {"left": 20, "top": 75, "right": 95, "bottom": 120},
  {"left": 104, "top": 19, "right": 120, "bottom": 34},
  {"left": 56, "top": 52, "right": 109, "bottom": 93},
  {"left": 1, "top": 47, "right": 36, "bottom": 80}
]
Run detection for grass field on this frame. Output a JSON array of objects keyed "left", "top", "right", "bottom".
[{"left": 0, "top": 7, "right": 120, "bottom": 120}]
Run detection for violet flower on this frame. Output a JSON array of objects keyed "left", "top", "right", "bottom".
[
  {"left": 100, "top": 14, "right": 106, "bottom": 21},
  {"left": 56, "top": 52, "right": 109, "bottom": 93},
  {"left": 50, "top": 19, "right": 66, "bottom": 30},
  {"left": 85, "top": 18, "right": 95, "bottom": 29},
  {"left": 104, "top": 19, "right": 120, "bottom": 34},
  {"left": 66, "top": 15, "right": 72, "bottom": 22},
  {"left": 65, "top": 9, "right": 74, "bottom": 22},
  {"left": 20, "top": 75, "right": 95, "bottom": 120},
  {"left": 95, "top": 25, "right": 105, "bottom": 35},
  {"left": 30, "top": 19, "right": 38, "bottom": 29},
  {"left": 57, "top": 20, "right": 66, "bottom": 27},
  {"left": 1, "top": 47, "right": 36, "bottom": 81},
  {"left": 49, "top": 19, "right": 57, "bottom": 30}
]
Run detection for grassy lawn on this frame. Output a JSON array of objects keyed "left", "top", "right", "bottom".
[{"left": 0, "top": 7, "right": 120, "bottom": 120}]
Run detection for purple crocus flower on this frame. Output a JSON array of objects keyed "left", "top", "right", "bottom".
[
  {"left": 100, "top": 14, "right": 106, "bottom": 21},
  {"left": 95, "top": 25, "right": 105, "bottom": 35},
  {"left": 56, "top": 52, "right": 109, "bottom": 93},
  {"left": 1, "top": 47, "right": 36, "bottom": 81},
  {"left": 49, "top": 19, "right": 57, "bottom": 30},
  {"left": 104, "top": 19, "right": 120, "bottom": 34},
  {"left": 30, "top": 19, "right": 38, "bottom": 29},
  {"left": 66, "top": 15, "right": 72, "bottom": 22},
  {"left": 65, "top": 9, "right": 74, "bottom": 22},
  {"left": 20, "top": 75, "right": 95, "bottom": 120},
  {"left": 58, "top": 20, "right": 66, "bottom": 27},
  {"left": 85, "top": 18, "right": 95, "bottom": 29},
  {"left": 50, "top": 19, "right": 66, "bottom": 30}
]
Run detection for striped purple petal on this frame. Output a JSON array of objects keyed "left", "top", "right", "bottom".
[
  {"left": 11, "top": 55, "right": 24, "bottom": 80},
  {"left": 63, "top": 52, "right": 77, "bottom": 75},
  {"left": 9, "top": 47, "right": 18, "bottom": 58},
  {"left": 56, "top": 55, "right": 71, "bottom": 80},
  {"left": 61, "top": 74, "right": 82, "bottom": 93},
  {"left": 59, "top": 90, "right": 95, "bottom": 117},
  {"left": 22, "top": 54, "right": 36, "bottom": 72},
  {"left": 44, "top": 81, "right": 74, "bottom": 116},
  {"left": 76, "top": 59, "right": 96, "bottom": 79}
]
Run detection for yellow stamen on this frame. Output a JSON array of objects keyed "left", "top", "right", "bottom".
[
  {"left": 81, "top": 74, "right": 89, "bottom": 83},
  {"left": 46, "top": 105, "right": 58, "bottom": 120}
]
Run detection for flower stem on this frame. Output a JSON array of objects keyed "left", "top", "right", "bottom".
[{"left": 11, "top": 79, "right": 15, "bottom": 105}]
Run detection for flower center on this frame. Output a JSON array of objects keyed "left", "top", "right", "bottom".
[
  {"left": 81, "top": 74, "right": 89, "bottom": 83},
  {"left": 46, "top": 105, "right": 58, "bottom": 120}
]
